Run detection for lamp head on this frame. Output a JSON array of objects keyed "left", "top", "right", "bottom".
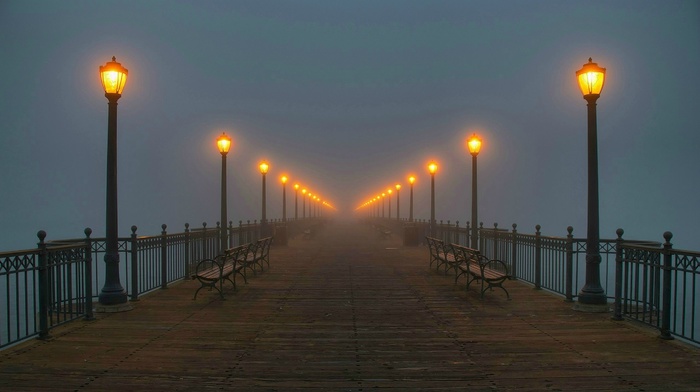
[
  {"left": 428, "top": 162, "right": 438, "bottom": 175},
  {"left": 409, "top": 176, "right": 416, "bottom": 185},
  {"left": 467, "top": 134, "right": 482, "bottom": 156},
  {"left": 216, "top": 133, "right": 232, "bottom": 155},
  {"left": 259, "top": 161, "right": 269, "bottom": 174},
  {"left": 395, "top": 184, "right": 401, "bottom": 191},
  {"left": 281, "top": 175, "right": 288, "bottom": 184},
  {"left": 576, "top": 57, "right": 606, "bottom": 98},
  {"left": 99, "top": 56, "right": 128, "bottom": 97}
]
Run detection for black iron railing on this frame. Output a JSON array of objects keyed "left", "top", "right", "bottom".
[{"left": 0, "top": 218, "right": 310, "bottom": 349}]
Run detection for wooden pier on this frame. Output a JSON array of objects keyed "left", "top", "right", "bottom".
[{"left": 1, "top": 222, "right": 698, "bottom": 391}]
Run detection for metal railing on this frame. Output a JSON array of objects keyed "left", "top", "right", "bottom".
[
  {"left": 375, "top": 218, "right": 698, "bottom": 344},
  {"left": 0, "top": 218, "right": 316, "bottom": 349}
]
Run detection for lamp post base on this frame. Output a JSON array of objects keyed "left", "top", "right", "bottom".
[
  {"left": 94, "top": 302, "right": 133, "bottom": 313},
  {"left": 572, "top": 302, "right": 609, "bottom": 313}
]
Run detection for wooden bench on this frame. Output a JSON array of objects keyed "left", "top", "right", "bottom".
[
  {"left": 242, "top": 237, "right": 273, "bottom": 278},
  {"left": 425, "top": 237, "right": 458, "bottom": 274},
  {"left": 376, "top": 225, "right": 392, "bottom": 239},
  {"left": 190, "top": 245, "right": 248, "bottom": 300},
  {"left": 451, "top": 244, "right": 512, "bottom": 299}
]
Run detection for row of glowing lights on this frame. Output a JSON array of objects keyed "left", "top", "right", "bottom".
[
  {"left": 99, "top": 56, "right": 605, "bottom": 214},
  {"left": 356, "top": 134, "right": 482, "bottom": 210},
  {"left": 218, "top": 131, "right": 336, "bottom": 210},
  {"left": 354, "top": 58, "right": 607, "bottom": 211}
]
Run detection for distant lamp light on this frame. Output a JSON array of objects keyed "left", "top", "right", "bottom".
[
  {"left": 259, "top": 161, "right": 269, "bottom": 174},
  {"left": 428, "top": 162, "right": 438, "bottom": 175},
  {"left": 395, "top": 184, "right": 401, "bottom": 191},
  {"left": 467, "top": 134, "right": 482, "bottom": 156},
  {"left": 576, "top": 58, "right": 606, "bottom": 98},
  {"left": 281, "top": 175, "right": 288, "bottom": 184},
  {"left": 99, "top": 56, "right": 128, "bottom": 96},
  {"left": 409, "top": 176, "right": 416, "bottom": 184},
  {"left": 217, "top": 133, "right": 232, "bottom": 155},
  {"left": 294, "top": 184, "right": 300, "bottom": 190}
]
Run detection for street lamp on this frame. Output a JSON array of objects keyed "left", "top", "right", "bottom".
[
  {"left": 395, "top": 184, "right": 401, "bottom": 220},
  {"left": 217, "top": 133, "right": 232, "bottom": 253},
  {"left": 302, "top": 189, "right": 307, "bottom": 219},
  {"left": 428, "top": 162, "right": 437, "bottom": 236},
  {"left": 294, "top": 184, "right": 299, "bottom": 220},
  {"left": 259, "top": 161, "right": 269, "bottom": 234},
  {"left": 381, "top": 193, "right": 386, "bottom": 218},
  {"left": 408, "top": 176, "right": 416, "bottom": 222},
  {"left": 576, "top": 57, "right": 607, "bottom": 307},
  {"left": 281, "top": 176, "right": 288, "bottom": 222},
  {"left": 98, "top": 56, "right": 128, "bottom": 306},
  {"left": 387, "top": 189, "right": 393, "bottom": 219},
  {"left": 467, "top": 134, "right": 482, "bottom": 249}
]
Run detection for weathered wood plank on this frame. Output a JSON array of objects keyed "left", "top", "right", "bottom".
[{"left": 0, "top": 222, "right": 698, "bottom": 391}]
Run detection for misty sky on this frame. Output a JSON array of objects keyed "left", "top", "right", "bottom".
[{"left": 1, "top": 0, "right": 699, "bottom": 250}]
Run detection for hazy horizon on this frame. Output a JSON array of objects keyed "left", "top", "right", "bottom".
[{"left": 1, "top": 1, "right": 699, "bottom": 250}]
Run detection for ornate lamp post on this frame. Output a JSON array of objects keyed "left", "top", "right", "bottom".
[
  {"left": 387, "top": 189, "right": 393, "bottom": 219},
  {"left": 98, "top": 57, "right": 129, "bottom": 307},
  {"left": 294, "top": 184, "right": 299, "bottom": 220},
  {"left": 217, "top": 133, "right": 232, "bottom": 253},
  {"left": 259, "top": 161, "right": 269, "bottom": 234},
  {"left": 302, "top": 189, "right": 307, "bottom": 219},
  {"left": 281, "top": 176, "right": 288, "bottom": 222},
  {"left": 467, "top": 134, "right": 482, "bottom": 249},
  {"left": 408, "top": 176, "right": 416, "bottom": 222},
  {"left": 576, "top": 58, "right": 607, "bottom": 308},
  {"left": 381, "top": 193, "right": 386, "bottom": 218},
  {"left": 428, "top": 162, "right": 437, "bottom": 236},
  {"left": 395, "top": 184, "right": 401, "bottom": 220}
]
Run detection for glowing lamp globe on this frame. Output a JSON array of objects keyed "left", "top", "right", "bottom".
[
  {"left": 216, "top": 133, "right": 232, "bottom": 155},
  {"left": 576, "top": 58, "right": 606, "bottom": 98},
  {"left": 99, "top": 56, "right": 128, "bottom": 96}
]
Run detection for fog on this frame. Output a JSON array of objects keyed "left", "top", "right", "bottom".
[{"left": 1, "top": 0, "right": 699, "bottom": 250}]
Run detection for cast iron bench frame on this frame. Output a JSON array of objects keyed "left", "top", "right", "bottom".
[{"left": 190, "top": 244, "right": 248, "bottom": 300}]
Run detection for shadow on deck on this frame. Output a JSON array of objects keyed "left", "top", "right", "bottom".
[{"left": 1, "top": 222, "right": 699, "bottom": 391}]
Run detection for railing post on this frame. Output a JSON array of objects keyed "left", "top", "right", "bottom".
[
  {"left": 239, "top": 221, "right": 244, "bottom": 245},
  {"left": 161, "top": 224, "right": 168, "bottom": 290},
  {"left": 228, "top": 221, "right": 234, "bottom": 248},
  {"left": 455, "top": 221, "right": 459, "bottom": 245},
  {"left": 202, "top": 222, "right": 208, "bottom": 259},
  {"left": 660, "top": 231, "right": 674, "bottom": 340},
  {"left": 84, "top": 228, "right": 94, "bottom": 321},
  {"left": 466, "top": 221, "right": 471, "bottom": 248},
  {"left": 535, "top": 225, "right": 542, "bottom": 290},
  {"left": 479, "top": 222, "right": 484, "bottom": 251},
  {"left": 130, "top": 226, "right": 139, "bottom": 301},
  {"left": 565, "top": 226, "right": 574, "bottom": 302},
  {"left": 493, "top": 223, "right": 499, "bottom": 260},
  {"left": 613, "top": 228, "right": 624, "bottom": 320},
  {"left": 184, "top": 223, "right": 190, "bottom": 280},
  {"left": 37, "top": 230, "right": 51, "bottom": 340},
  {"left": 511, "top": 224, "right": 518, "bottom": 280}
]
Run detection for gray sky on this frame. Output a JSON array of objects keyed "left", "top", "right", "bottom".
[{"left": 1, "top": 0, "right": 699, "bottom": 250}]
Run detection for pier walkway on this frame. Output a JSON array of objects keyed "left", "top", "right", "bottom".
[{"left": 1, "top": 222, "right": 699, "bottom": 391}]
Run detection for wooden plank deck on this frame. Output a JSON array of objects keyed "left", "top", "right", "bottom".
[{"left": 1, "top": 222, "right": 699, "bottom": 391}]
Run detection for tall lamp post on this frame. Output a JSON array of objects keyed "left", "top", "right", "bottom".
[
  {"left": 302, "top": 189, "right": 307, "bottom": 219},
  {"left": 576, "top": 58, "right": 607, "bottom": 307},
  {"left": 467, "top": 134, "right": 482, "bottom": 249},
  {"left": 294, "top": 184, "right": 299, "bottom": 220},
  {"left": 381, "top": 193, "right": 386, "bottom": 218},
  {"left": 281, "top": 176, "right": 288, "bottom": 222},
  {"left": 408, "top": 176, "right": 415, "bottom": 222},
  {"left": 217, "top": 133, "right": 232, "bottom": 253},
  {"left": 98, "top": 57, "right": 129, "bottom": 307},
  {"left": 395, "top": 184, "right": 401, "bottom": 220},
  {"left": 428, "top": 163, "right": 437, "bottom": 236},
  {"left": 387, "top": 189, "right": 392, "bottom": 219},
  {"left": 259, "top": 161, "right": 269, "bottom": 235}
]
